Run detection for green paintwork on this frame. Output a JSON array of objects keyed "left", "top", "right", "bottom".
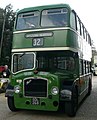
[
  {"left": 11, "top": 4, "right": 78, "bottom": 111},
  {"left": 13, "top": 30, "right": 78, "bottom": 49},
  {"left": 7, "top": 4, "right": 92, "bottom": 112},
  {"left": 11, "top": 71, "right": 59, "bottom": 111}
]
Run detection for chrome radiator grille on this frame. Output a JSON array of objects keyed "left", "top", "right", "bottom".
[{"left": 24, "top": 78, "right": 47, "bottom": 97}]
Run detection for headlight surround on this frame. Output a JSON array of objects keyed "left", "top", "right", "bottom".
[
  {"left": 51, "top": 86, "right": 59, "bottom": 95},
  {"left": 14, "top": 85, "right": 21, "bottom": 93}
]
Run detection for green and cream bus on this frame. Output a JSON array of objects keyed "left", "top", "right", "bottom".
[{"left": 5, "top": 4, "right": 92, "bottom": 117}]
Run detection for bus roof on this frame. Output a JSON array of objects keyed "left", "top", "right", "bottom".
[{"left": 17, "top": 4, "right": 71, "bottom": 13}]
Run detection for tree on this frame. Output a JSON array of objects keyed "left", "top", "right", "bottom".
[
  {"left": 0, "top": 8, "right": 4, "bottom": 42},
  {"left": 0, "top": 4, "right": 16, "bottom": 67}
]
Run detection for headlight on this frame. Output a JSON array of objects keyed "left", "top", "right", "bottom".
[
  {"left": 51, "top": 86, "right": 59, "bottom": 95},
  {"left": 14, "top": 85, "right": 21, "bottom": 93},
  {"left": 60, "top": 89, "right": 72, "bottom": 100}
]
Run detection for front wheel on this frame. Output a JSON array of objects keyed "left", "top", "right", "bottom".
[
  {"left": 65, "top": 88, "right": 78, "bottom": 117},
  {"left": 7, "top": 97, "right": 18, "bottom": 112}
]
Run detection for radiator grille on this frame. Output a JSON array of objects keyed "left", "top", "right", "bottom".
[{"left": 24, "top": 78, "right": 47, "bottom": 97}]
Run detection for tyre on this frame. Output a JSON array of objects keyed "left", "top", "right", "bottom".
[
  {"left": 7, "top": 97, "right": 18, "bottom": 112},
  {"left": 65, "top": 87, "right": 78, "bottom": 117}
]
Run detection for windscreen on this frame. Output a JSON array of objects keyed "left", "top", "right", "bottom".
[
  {"left": 16, "top": 11, "right": 39, "bottom": 30},
  {"left": 41, "top": 8, "right": 68, "bottom": 27},
  {"left": 36, "top": 51, "right": 75, "bottom": 72},
  {"left": 16, "top": 8, "right": 68, "bottom": 30},
  {"left": 13, "top": 53, "right": 35, "bottom": 73}
]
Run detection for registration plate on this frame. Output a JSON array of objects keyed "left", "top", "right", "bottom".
[{"left": 32, "top": 97, "right": 40, "bottom": 105}]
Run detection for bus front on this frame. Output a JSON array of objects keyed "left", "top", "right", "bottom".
[{"left": 5, "top": 4, "right": 79, "bottom": 116}]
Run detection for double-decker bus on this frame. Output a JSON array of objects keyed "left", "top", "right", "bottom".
[{"left": 5, "top": 4, "right": 92, "bottom": 117}]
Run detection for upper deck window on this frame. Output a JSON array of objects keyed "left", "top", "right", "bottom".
[
  {"left": 41, "top": 8, "right": 68, "bottom": 27},
  {"left": 16, "top": 11, "right": 39, "bottom": 30}
]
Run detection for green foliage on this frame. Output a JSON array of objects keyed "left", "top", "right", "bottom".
[
  {"left": 0, "top": 8, "right": 4, "bottom": 41},
  {"left": 0, "top": 4, "right": 16, "bottom": 68}
]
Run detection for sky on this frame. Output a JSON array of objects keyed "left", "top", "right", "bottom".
[{"left": 0, "top": 0, "right": 97, "bottom": 49}]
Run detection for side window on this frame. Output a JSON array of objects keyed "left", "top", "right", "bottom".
[
  {"left": 85, "top": 29, "right": 87, "bottom": 41},
  {"left": 79, "top": 59, "right": 83, "bottom": 75},
  {"left": 83, "top": 61, "right": 86, "bottom": 74},
  {"left": 80, "top": 22, "right": 83, "bottom": 36},
  {"left": 70, "top": 12, "right": 76, "bottom": 30},
  {"left": 86, "top": 32, "right": 88, "bottom": 42},
  {"left": 88, "top": 62, "right": 90, "bottom": 73},
  {"left": 87, "top": 34, "right": 89, "bottom": 43},
  {"left": 86, "top": 61, "right": 89, "bottom": 74},
  {"left": 76, "top": 16, "right": 80, "bottom": 34},
  {"left": 82, "top": 25, "right": 85, "bottom": 39},
  {"left": 87, "top": 34, "right": 91, "bottom": 45},
  {"left": 76, "top": 16, "right": 82, "bottom": 35}
]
